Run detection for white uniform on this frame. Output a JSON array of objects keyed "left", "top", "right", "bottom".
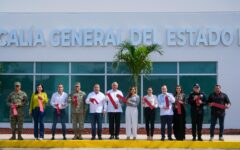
[{"left": 106, "top": 89, "right": 123, "bottom": 112}]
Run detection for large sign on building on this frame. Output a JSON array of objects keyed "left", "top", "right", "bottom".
[{"left": 1, "top": 27, "right": 239, "bottom": 47}]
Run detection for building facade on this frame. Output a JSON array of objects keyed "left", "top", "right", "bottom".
[{"left": 0, "top": 0, "right": 239, "bottom": 128}]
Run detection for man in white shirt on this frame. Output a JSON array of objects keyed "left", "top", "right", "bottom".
[
  {"left": 86, "top": 84, "right": 107, "bottom": 140},
  {"left": 106, "top": 82, "right": 123, "bottom": 140},
  {"left": 50, "top": 83, "right": 68, "bottom": 140},
  {"left": 158, "top": 85, "right": 175, "bottom": 141}
]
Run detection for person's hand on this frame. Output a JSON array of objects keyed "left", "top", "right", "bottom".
[
  {"left": 225, "top": 103, "right": 231, "bottom": 109},
  {"left": 103, "top": 110, "right": 107, "bottom": 115},
  {"left": 194, "top": 95, "right": 198, "bottom": 101},
  {"left": 199, "top": 100, "right": 203, "bottom": 104},
  {"left": 163, "top": 106, "right": 169, "bottom": 110},
  {"left": 178, "top": 100, "right": 184, "bottom": 104},
  {"left": 29, "top": 112, "right": 32, "bottom": 116},
  {"left": 208, "top": 102, "right": 213, "bottom": 106}
]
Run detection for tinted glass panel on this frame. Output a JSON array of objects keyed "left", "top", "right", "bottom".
[
  {"left": 71, "top": 62, "right": 105, "bottom": 74},
  {"left": 180, "top": 62, "right": 217, "bottom": 74},
  {"left": 36, "top": 62, "right": 68, "bottom": 73},
  {"left": 0, "top": 62, "right": 33, "bottom": 73}
]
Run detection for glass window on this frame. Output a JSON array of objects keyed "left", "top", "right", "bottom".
[
  {"left": 0, "top": 75, "right": 33, "bottom": 122},
  {"left": 35, "top": 75, "right": 69, "bottom": 123},
  {"left": 180, "top": 75, "right": 217, "bottom": 123},
  {"left": 143, "top": 75, "right": 177, "bottom": 123},
  {"left": 71, "top": 75, "right": 105, "bottom": 123},
  {"left": 0, "top": 62, "right": 33, "bottom": 73},
  {"left": 36, "top": 62, "right": 69, "bottom": 74},
  {"left": 180, "top": 62, "right": 217, "bottom": 74},
  {"left": 71, "top": 62, "right": 105, "bottom": 74},
  {"left": 107, "top": 62, "right": 130, "bottom": 74},
  {"left": 152, "top": 62, "right": 177, "bottom": 74}
]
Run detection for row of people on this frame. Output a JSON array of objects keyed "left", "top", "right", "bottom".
[{"left": 7, "top": 81, "right": 231, "bottom": 141}]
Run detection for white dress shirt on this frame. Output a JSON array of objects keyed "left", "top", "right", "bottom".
[
  {"left": 157, "top": 93, "right": 175, "bottom": 116},
  {"left": 86, "top": 91, "right": 107, "bottom": 113},
  {"left": 106, "top": 89, "right": 123, "bottom": 112},
  {"left": 50, "top": 92, "right": 68, "bottom": 109},
  {"left": 142, "top": 94, "right": 158, "bottom": 108}
]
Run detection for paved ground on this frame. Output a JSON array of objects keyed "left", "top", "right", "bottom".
[
  {"left": 2, "top": 148, "right": 238, "bottom": 150},
  {"left": 0, "top": 134, "right": 239, "bottom": 141},
  {"left": 0, "top": 134, "right": 239, "bottom": 150}
]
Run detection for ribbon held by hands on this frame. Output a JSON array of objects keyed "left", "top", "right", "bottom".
[
  {"left": 38, "top": 96, "right": 44, "bottom": 112},
  {"left": 195, "top": 96, "right": 201, "bottom": 106},
  {"left": 73, "top": 95, "right": 78, "bottom": 107},
  {"left": 176, "top": 100, "right": 182, "bottom": 115},
  {"left": 11, "top": 104, "right": 18, "bottom": 116},
  {"left": 143, "top": 97, "right": 154, "bottom": 110},
  {"left": 116, "top": 94, "right": 127, "bottom": 103},
  {"left": 90, "top": 98, "right": 99, "bottom": 104},
  {"left": 211, "top": 102, "right": 226, "bottom": 109},
  {"left": 55, "top": 104, "right": 61, "bottom": 115},
  {"left": 165, "top": 96, "right": 170, "bottom": 109},
  {"left": 106, "top": 93, "right": 118, "bottom": 109}
]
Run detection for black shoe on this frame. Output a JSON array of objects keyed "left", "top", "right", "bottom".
[
  {"left": 63, "top": 137, "right": 67, "bottom": 140},
  {"left": 9, "top": 135, "right": 16, "bottom": 140},
  {"left": 161, "top": 138, "right": 165, "bottom": 141},
  {"left": 51, "top": 137, "right": 55, "bottom": 140},
  {"left": 198, "top": 138, "right": 203, "bottom": 141},
  {"left": 109, "top": 135, "right": 114, "bottom": 139},
  {"left": 98, "top": 137, "right": 102, "bottom": 140},
  {"left": 168, "top": 137, "right": 173, "bottom": 141},
  {"left": 18, "top": 135, "right": 24, "bottom": 140},
  {"left": 192, "top": 137, "right": 196, "bottom": 141},
  {"left": 91, "top": 137, "right": 96, "bottom": 140},
  {"left": 115, "top": 135, "right": 119, "bottom": 139}
]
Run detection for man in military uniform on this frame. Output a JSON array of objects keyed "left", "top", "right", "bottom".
[
  {"left": 188, "top": 83, "right": 207, "bottom": 141},
  {"left": 68, "top": 82, "right": 87, "bottom": 140},
  {"left": 7, "top": 82, "right": 27, "bottom": 140}
]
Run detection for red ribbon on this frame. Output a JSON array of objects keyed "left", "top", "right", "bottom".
[
  {"left": 196, "top": 96, "right": 201, "bottom": 106},
  {"left": 165, "top": 96, "right": 169, "bottom": 109},
  {"left": 116, "top": 94, "right": 127, "bottom": 103},
  {"left": 211, "top": 102, "right": 226, "bottom": 109},
  {"left": 73, "top": 95, "right": 78, "bottom": 107},
  {"left": 106, "top": 93, "right": 118, "bottom": 109},
  {"left": 143, "top": 97, "right": 154, "bottom": 110},
  {"left": 38, "top": 96, "right": 44, "bottom": 112},
  {"left": 55, "top": 104, "right": 61, "bottom": 115},
  {"left": 90, "top": 98, "right": 99, "bottom": 104},
  {"left": 11, "top": 104, "right": 18, "bottom": 116},
  {"left": 176, "top": 100, "right": 182, "bottom": 115}
]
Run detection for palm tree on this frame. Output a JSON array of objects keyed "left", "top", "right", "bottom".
[{"left": 112, "top": 41, "right": 163, "bottom": 91}]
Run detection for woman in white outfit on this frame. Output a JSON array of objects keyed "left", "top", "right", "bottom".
[{"left": 125, "top": 86, "right": 140, "bottom": 140}]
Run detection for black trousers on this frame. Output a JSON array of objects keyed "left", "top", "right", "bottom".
[
  {"left": 210, "top": 114, "right": 225, "bottom": 137},
  {"left": 160, "top": 115, "right": 173, "bottom": 139},
  {"left": 108, "top": 112, "right": 121, "bottom": 136},
  {"left": 191, "top": 111, "right": 203, "bottom": 139},
  {"left": 144, "top": 107, "right": 155, "bottom": 137},
  {"left": 173, "top": 110, "right": 186, "bottom": 140}
]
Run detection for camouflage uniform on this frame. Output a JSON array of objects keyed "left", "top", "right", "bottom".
[
  {"left": 68, "top": 91, "right": 87, "bottom": 140},
  {"left": 7, "top": 89, "right": 27, "bottom": 140}
]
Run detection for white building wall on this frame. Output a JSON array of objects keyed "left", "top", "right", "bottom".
[{"left": 0, "top": 1, "right": 240, "bottom": 128}]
